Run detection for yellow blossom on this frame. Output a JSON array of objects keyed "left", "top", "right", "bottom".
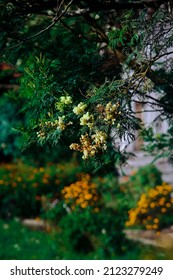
[
  {"left": 73, "top": 102, "right": 87, "bottom": 115},
  {"left": 57, "top": 116, "right": 66, "bottom": 130},
  {"left": 92, "top": 130, "right": 107, "bottom": 146},
  {"left": 60, "top": 95, "right": 72, "bottom": 105},
  {"left": 80, "top": 112, "right": 94, "bottom": 128}
]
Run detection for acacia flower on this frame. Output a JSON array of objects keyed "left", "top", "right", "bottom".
[
  {"left": 80, "top": 112, "right": 94, "bottom": 128},
  {"left": 69, "top": 130, "right": 108, "bottom": 159},
  {"left": 60, "top": 95, "right": 72, "bottom": 105},
  {"left": 73, "top": 102, "right": 87, "bottom": 115},
  {"left": 92, "top": 130, "right": 107, "bottom": 146},
  {"left": 57, "top": 116, "right": 66, "bottom": 130},
  {"left": 104, "top": 101, "right": 120, "bottom": 125}
]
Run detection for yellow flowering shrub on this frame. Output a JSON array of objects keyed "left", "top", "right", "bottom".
[
  {"left": 125, "top": 182, "right": 173, "bottom": 231},
  {"left": 61, "top": 174, "right": 100, "bottom": 210}
]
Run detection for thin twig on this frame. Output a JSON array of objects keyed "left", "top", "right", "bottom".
[
  {"left": 134, "top": 109, "right": 163, "bottom": 113},
  {"left": 152, "top": 50, "right": 173, "bottom": 62}
]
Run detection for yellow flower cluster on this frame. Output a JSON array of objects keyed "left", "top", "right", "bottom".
[
  {"left": 73, "top": 102, "right": 87, "bottom": 115},
  {"left": 80, "top": 112, "right": 94, "bottom": 128},
  {"left": 125, "top": 182, "right": 173, "bottom": 231},
  {"left": 60, "top": 95, "right": 72, "bottom": 105},
  {"left": 61, "top": 174, "right": 100, "bottom": 210},
  {"left": 104, "top": 102, "right": 120, "bottom": 125},
  {"left": 37, "top": 116, "right": 72, "bottom": 139},
  {"left": 36, "top": 95, "right": 122, "bottom": 159},
  {"left": 55, "top": 95, "right": 73, "bottom": 111},
  {"left": 69, "top": 131, "right": 107, "bottom": 159}
]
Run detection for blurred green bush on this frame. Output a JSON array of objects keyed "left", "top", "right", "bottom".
[
  {"left": 42, "top": 174, "right": 136, "bottom": 258},
  {"left": 0, "top": 159, "right": 81, "bottom": 218}
]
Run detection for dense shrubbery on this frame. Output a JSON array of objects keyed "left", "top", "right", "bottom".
[
  {"left": 119, "top": 164, "right": 163, "bottom": 210},
  {"left": 0, "top": 159, "right": 81, "bottom": 218},
  {"left": 121, "top": 164, "right": 173, "bottom": 231},
  {"left": 0, "top": 160, "right": 172, "bottom": 259},
  {"left": 126, "top": 182, "right": 173, "bottom": 231},
  {"left": 0, "top": 159, "right": 128, "bottom": 257},
  {"left": 43, "top": 174, "right": 128, "bottom": 257},
  {"left": 61, "top": 173, "right": 101, "bottom": 210}
]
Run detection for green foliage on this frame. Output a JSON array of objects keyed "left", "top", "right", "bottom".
[
  {"left": 0, "top": 95, "right": 22, "bottom": 159},
  {"left": 108, "top": 10, "right": 139, "bottom": 50},
  {"left": 17, "top": 55, "right": 141, "bottom": 169},
  {"left": 128, "top": 164, "right": 162, "bottom": 188},
  {"left": 57, "top": 207, "right": 127, "bottom": 259},
  {"left": 1, "top": 2, "right": 173, "bottom": 167}
]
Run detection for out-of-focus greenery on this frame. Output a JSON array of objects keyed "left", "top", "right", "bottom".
[
  {"left": 40, "top": 164, "right": 173, "bottom": 258},
  {"left": 0, "top": 219, "right": 144, "bottom": 260},
  {"left": 0, "top": 160, "right": 173, "bottom": 259},
  {"left": 0, "top": 219, "right": 61, "bottom": 260},
  {"left": 42, "top": 174, "right": 128, "bottom": 258},
  {"left": 0, "top": 95, "right": 22, "bottom": 160},
  {"left": 0, "top": 218, "right": 172, "bottom": 260}
]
